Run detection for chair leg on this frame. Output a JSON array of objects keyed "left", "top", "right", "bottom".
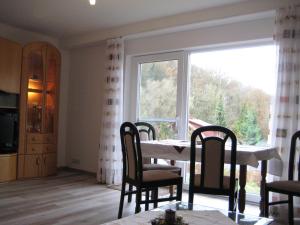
[
  {"left": 288, "top": 195, "right": 294, "bottom": 225},
  {"left": 153, "top": 188, "right": 158, "bottom": 208},
  {"left": 229, "top": 193, "right": 234, "bottom": 212},
  {"left": 128, "top": 184, "right": 133, "bottom": 203},
  {"left": 118, "top": 180, "right": 126, "bottom": 219},
  {"left": 188, "top": 186, "right": 194, "bottom": 205},
  {"left": 135, "top": 187, "right": 142, "bottom": 214},
  {"left": 264, "top": 188, "right": 269, "bottom": 217},
  {"left": 145, "top": 189, "right": 149, "bottom": 211},
  {"left": 177, "top": 181, "right": 182, "bottom": 201}
]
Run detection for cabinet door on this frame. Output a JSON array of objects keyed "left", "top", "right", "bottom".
[
  {"left": 0, "top": 154, "right": 17, "bottom": 182},
  {"left": 22, "top": 43, "right": 46, "bottom": 134},
  {"left": 44, "top": 46, "right": 60, "bottom": 136},
  {"left": 0, "top": 37, "right": 22, "bottom": 93},
  {"left": 41, "top": 153, "right": 57, "bottom": 176},
  {"left": 23, "top": 154, "right": 41, "bottom": 178}
]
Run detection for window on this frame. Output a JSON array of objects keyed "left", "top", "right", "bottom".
[
  {"left": 131, "top": 43, "right": 276, "bottom": 200},
  {"left": 133, "top": 52, "right": 187, "bottom": 140}
]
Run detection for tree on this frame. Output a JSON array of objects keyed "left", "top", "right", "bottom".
[
  {"left": 215, "top": 94, "right": 227, "bottom": 127},
  {"left": 233, "top": 104, "right": 263, "bottom": 145}
]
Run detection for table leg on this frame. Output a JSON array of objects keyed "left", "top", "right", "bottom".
[
  {"left": 238, "top": 165, "right": 247, "bottom": 213},
  {"left": 259, "top": 160, "right": 267, "bottom": 217},
  {"left": 169, "top": 160, "right": 175, "bottom": 197}
]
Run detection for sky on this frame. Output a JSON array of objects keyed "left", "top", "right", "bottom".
[{"left": 190, "top": 45, "right": 277, "bottom": 95}]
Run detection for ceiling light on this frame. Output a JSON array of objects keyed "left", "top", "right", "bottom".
[{"left": 89, "top": 0, "right": 96, "bottom": 5}]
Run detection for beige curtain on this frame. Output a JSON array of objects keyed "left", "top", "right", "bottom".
[
  {"left": 97, "top": 38, "right": 124, "bottom": 185},
  {"left": 269, "top": 4, "right": 300, "bottom": 220}
]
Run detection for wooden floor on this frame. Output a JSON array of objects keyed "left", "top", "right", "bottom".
[
  {"left": 0, "top": 170, "right": 286, "bottom": 225},
  {"left": 0, "top": 170, "right": 135, "bottom": 225}
]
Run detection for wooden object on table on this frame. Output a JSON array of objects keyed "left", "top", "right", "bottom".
[
  {"left": 0, "top": 154, "right": 17, "bottom": 182},
  {"left": 18, "top": 42, "right": 60, "bottom": 179},
  {"left": 0, "top": 37, "right": 22, "bottom": 94}
]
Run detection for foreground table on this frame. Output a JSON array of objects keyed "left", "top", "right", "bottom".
[
  {"left": 140, "top": 140, "right": 281, "bottom": 215},
  {"left": 102, "top": 202, "right": 273, "bottom": 225}
]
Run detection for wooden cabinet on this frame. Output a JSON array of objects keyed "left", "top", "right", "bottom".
[
  {"left": 22, "top": 153, "right": 57, "bottom": 178},
  {"left": 0, "top": 154, "right": 17, "bottom": 182},
  {"left": 18, "top": 42, "right": 60, "bottom": 179},
  {"left": 0, "top": 37, "right": 22, "bottom": 93}
]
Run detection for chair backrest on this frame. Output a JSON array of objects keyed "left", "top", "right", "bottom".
[
  {"left": 120, "top": 122, "right": 143, "bottom": 182},
  {"left": 135, "top": 122, "right": 156, "bottom": 141},
  {"left": 289, "top": 130, "right": 300, "bottom": 181},
  {"left": 190, "top": 125, "right": 237, "bottom": 192}
]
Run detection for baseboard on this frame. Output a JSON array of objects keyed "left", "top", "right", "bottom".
[{"left": 57, "top": 166, "right": 96, "bottom": 177}]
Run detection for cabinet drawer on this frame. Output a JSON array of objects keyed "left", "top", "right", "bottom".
[
  {"left": 44, "top": 144, "right": 56, "bottom": 153},
  {"left": 44, "top": 135, "right": 54, "bottom": 143},
  {"left": 27, "top": 144, "right": 56, "bottom": 154},
  {"left": 27, "top": 144, "right": 43, "bottom": 154},
  {"left": 27, "top": 134, "right": 54, "bottom": 144}
]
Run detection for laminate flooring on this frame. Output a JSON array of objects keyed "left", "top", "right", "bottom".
[
  {"left": 0, "top": 170, "right": 135, "bottom": 225},
  {"left": 0, "top": 170, "right": 285, "bottom": 225}
]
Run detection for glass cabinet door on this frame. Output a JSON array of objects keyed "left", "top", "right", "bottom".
[
  {"left": 25, "top": 49, "right": 44, "bottom": 133},
  {"left": 44, "top": 48, "right": 59, "bottom": 134}
]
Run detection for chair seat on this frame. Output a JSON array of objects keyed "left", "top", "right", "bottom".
[
  {"left": 143, "top": 170, "right": 180, "bottom": 182},
  {"left": 194, "top": 174, "right": 237, "bottom": 190},
  {"left": 143, "top": 163, "right": 181, "bottom": 172},
  {"left": 266, "top": 180, "right": 300, "bottom": 194}
]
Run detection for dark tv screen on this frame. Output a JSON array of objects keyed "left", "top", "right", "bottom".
[{"left": 0, "top": 110, "right": 18, "bottom": 153}]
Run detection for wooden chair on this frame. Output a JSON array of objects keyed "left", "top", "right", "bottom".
[
  {"left": 118, "top": 122, "right": 183, "bottom": 218},
  {"left": 188, "top": 125, "right": 238, "bottom": 211},
  {"left": 133, "top": 122, "right": 181, "bottom": 207},
  {"left": 264, "top": 130, "right": 300, "bottom": 225}
]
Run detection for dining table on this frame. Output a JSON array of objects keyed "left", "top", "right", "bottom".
[{"left": 140, "top": 139, "right": 281, "bottom": 216}]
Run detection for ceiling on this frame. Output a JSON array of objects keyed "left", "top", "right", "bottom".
[{"left": 0, "top": 0, "right": 248, "bottom": 38}]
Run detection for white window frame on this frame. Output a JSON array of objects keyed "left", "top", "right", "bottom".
[
  {"left": 131, "top": 51, "right": 188, "bottom": 139},
  {"left": 128, "top": 40, "right": 276, "bottom": 203}
]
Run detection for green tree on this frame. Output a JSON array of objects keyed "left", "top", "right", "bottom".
[
  {"left": 233, "top": 104, "right": 263, "bottom": 145},
  {"left": 215, "top": 95, "right": 227, "bottom": 127}
]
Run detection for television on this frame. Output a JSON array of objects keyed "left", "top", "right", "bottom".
[{"left": 0, "top": 109, "right": 18, "bottom": 153}]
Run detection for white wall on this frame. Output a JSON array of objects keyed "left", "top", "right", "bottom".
[
  {"left": 0, "top": 22, "right": 59, "bottom": 46},
  {"left": 0, "top": 22, "right": 69, "bottom": 167},
  {"left": 67, "top": 42, "right": 106, "bottom": 172},
  {"left": 125, "top": 17, "right": 274, "bottom": 56}
]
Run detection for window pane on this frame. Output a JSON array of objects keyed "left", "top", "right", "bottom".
[
  {"left": 189, "top": 45, "right": 276, "bottom": 146},
  {"left": 188, "top": 45, "right": 276, "bottom": 195},
  {"left": 139, "top": 60, "right": 178, "bottom": 119},
  {"left": 151, "top": 121, "right": 177, "bottom": 140}
]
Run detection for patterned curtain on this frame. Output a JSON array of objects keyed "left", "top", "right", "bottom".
[
  {"left": 269, "top": 4, "right": 300, "bottom": 219},
  {"left": 97, "top": 38, "right": 124, "bottom": 185}
]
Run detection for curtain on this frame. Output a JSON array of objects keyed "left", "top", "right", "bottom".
[
  {"left": 269, "top": 4, "right": 300, "bottom": 219},
  {"left": 97, "top": 38, "right": 124, "bottom": 185}
]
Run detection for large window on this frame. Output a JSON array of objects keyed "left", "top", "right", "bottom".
[{"left": 132, "top": 43, "right": 276, "bottom": 198}]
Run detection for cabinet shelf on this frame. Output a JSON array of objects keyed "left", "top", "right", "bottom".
[
  {"left": 28, "top": 88, "right": 43, "bottom": 93},
  {"left": 28, "top": 89, "right": 54, "bottom": 94}
]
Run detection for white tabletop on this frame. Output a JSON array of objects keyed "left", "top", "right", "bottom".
[
  {"left": 101, "top": 210, "right": 237, "bottom": 225},
  {"left": 140, "top": 140, "right": 280, "bottom": 168}
]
